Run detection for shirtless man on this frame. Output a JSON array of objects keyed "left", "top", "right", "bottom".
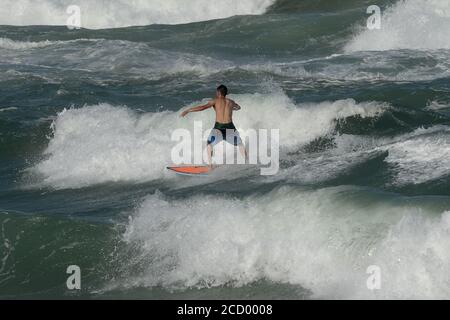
[{"left": 181, "top": 85, "right": 247, "bottom": 167}]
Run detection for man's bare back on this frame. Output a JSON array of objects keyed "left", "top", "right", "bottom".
[{"left": 212, "top": 97, "right": 241, "bottom": 124}]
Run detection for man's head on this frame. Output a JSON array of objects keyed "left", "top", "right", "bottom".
[{"left": 216, "top": 84, "right": 228, "bottom": 97}]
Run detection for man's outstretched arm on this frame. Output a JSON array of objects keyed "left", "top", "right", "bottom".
[{"left": 181, "top": 100, "right": 214, "bottom": 117}]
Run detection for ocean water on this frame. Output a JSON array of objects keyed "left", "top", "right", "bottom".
[{"left": 1, "top": 0, "right": 450, "bottom": 299}]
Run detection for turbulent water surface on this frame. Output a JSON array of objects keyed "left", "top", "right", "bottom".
[{"left": 1, "top": 0, "right": 450, "bottom": 299}]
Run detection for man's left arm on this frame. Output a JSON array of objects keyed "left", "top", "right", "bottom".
[{"left": 181, "top": 100, "right": 215, "bottom": 117}]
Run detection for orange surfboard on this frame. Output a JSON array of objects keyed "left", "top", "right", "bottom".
[{"left": 167, "top": 165, "right": 211, "bottom": 176}]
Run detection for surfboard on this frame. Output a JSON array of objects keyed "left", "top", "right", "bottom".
[{"left": 167, "top": 165, "right": 211, "bottom": 176}]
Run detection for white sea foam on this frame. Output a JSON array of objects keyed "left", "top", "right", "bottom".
[
  {"left": 244, "top": 49, "right": 450, "bottom": 83},
  {"left": 0, "top": 38, "right": 53, "bottom": 50},
  {"left": 120, "top": 186, "right": 450, "bottom": 299},
  {"left": 328, "top": 126, "right": 450, "bottom": 186},
  {"left": 0, "top": 38, "right": 232, "bottom": 79},
  {"left": 338, "top": 126, "right": 450, "bottom": 186},
  {"left": 0, "top": 107, "right": 18, "bottom": 112},
  {"left": 2, "top": 36, "right": 448, "bottom": 83},
  {"left": 385, "top": 128, "right": 450, "bottom": 185},
  {"left": 346, "top": 0, "right": 450, "bottom": 52},
  {"left": 270, "top": 125, "right": 450, "bottom": 187},
  {"left": 425, "top": 100, "right": 450, "bottom": 111},
  {"left": 0, "top": 0, "right": 275, "bottom": 29},
  {"left": 331, "top": 126, "right": 450, "bottom": 186},
  {"left": 30, "top": 92, "right": 385, "bottom": 189},
  {"left": 32, "top": 100, "right": 448, "bottom": 190}
]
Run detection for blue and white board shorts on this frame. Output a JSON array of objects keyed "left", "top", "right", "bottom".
[{"left": 207, "top": 122, "right": 243, "bottom": 147}]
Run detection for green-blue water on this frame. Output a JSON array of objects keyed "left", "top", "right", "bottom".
[{"left": 1, "top": 0, "right": 450, "bottom": 299}]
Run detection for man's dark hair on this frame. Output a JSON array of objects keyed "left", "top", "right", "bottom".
[{"left": 217, "top": 85, "right": 228, "bottom": 96}]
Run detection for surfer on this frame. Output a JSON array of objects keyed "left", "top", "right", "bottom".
[{"left": 181, "top": 85, "right": 247, "bottom": 167}]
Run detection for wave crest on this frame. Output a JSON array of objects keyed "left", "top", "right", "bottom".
[
  {"left": 29, "top": 92, "right": 385, "bottom": 189},
  {"left": 346, "top": 0, "right": 450, "bottom": 52},
  {"left": 119, "top": 186, "right": 450, "bottom": 299},
  {"left": 0, "top": 0, "right": 275, "bottom": 29}
]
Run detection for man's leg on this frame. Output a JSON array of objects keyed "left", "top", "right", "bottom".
[
  {"left": 232, "top": 130, "right": 247, "bottom": 163},
  {"left": 207, "top": 143, "right": 213, "bottom": 168},
  {"left": 239, "top": 144, "right": 248, "bottom": 162},
  {"left": 207, "top": 129, "right": 224, "bottom": 169}
]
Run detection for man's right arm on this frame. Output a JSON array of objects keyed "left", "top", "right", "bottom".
[{"left": 232, "top": 100, "right": 241, "bottom": 111}]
